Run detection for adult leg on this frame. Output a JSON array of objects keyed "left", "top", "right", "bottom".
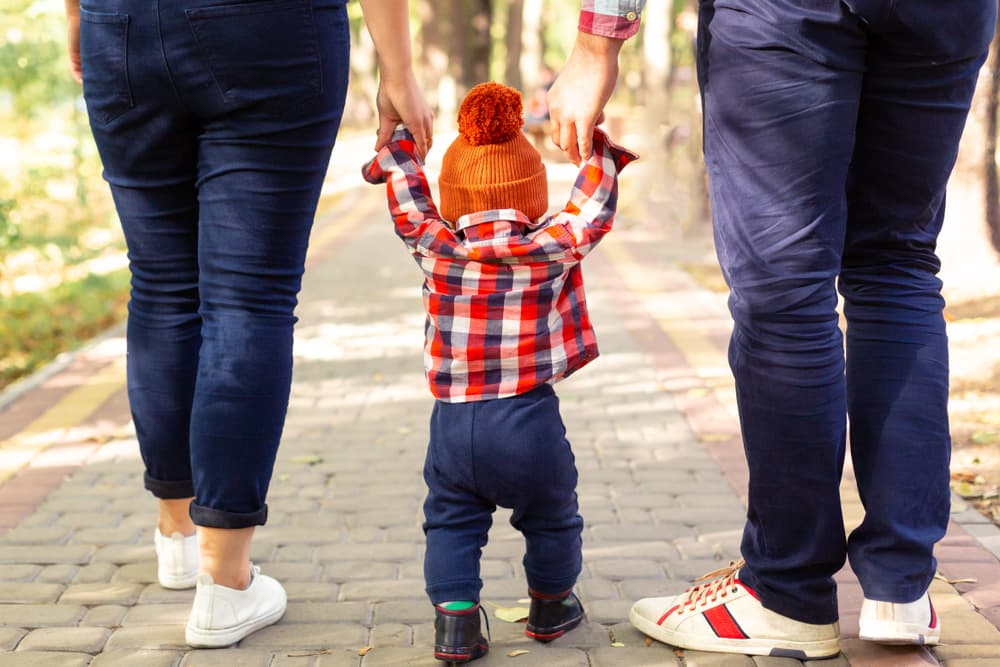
[
  {"left": 698, "top": 0, "right": 866, "bottom": 624},
  {"left": 841, "top": 0, "right": 996, "bottom": 602}
]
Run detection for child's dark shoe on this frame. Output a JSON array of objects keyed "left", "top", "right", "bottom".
[
  {"left": 525, "top": 591, "right": 584, "bottom": 642},
  {"left": 434, "top": 604, "right": 489, "bottom": 663}
]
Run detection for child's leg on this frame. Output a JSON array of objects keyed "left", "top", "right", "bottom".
[
  {"left": 472, "top": 386, "right": 583, "bottom": 596},
  {"left": 423, "top": 400, "right": 495, "bottom": 605}
]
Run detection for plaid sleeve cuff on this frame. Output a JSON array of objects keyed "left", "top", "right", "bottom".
[
  {"left": 362, "top": 125, "right": 418, "bottom": 185},
  {"left": 579, "top": 0, "right": 645, "bottom": 39}
]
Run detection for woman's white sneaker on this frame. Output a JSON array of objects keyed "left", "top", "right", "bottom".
[
  {"left": 859, "top": 591, "right": 939, "bottom": 645},
  {"left": 185, "top": 564, "right": 287, "bottom": 648},
  {"left": 154, "top": 529, "right": 199, "bottom": 590},
  {"left": 629, "top": 559, "right": 840, "bottom": 659}
]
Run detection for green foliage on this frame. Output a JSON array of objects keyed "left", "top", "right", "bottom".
[
  {"left": 0, "top": 0, "right": 78, "bottom": 118},
  {"left": 0, "top": 269, "right": 130, "bottom": 389}
]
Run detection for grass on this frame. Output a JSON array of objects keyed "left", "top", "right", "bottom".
[{"left": 0, "top": 269, "right": 130, "bottom": 390}]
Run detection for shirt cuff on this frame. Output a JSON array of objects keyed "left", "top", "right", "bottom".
[{"left": 578, "top": 1, "right": 644, "bottom": 39}]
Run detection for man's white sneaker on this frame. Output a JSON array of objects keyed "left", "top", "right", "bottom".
[
  {"left": 185, "top": 564, "right": 286, "bottom": 648},
  {"left": 859, "top": 591, "right": 939, "bottom": 645},
  {"left": 630, "top": 560, "right": 840, "bottom": 659},
  {"left": 154, "top": 529, "right": 199, "bottom": 590}
]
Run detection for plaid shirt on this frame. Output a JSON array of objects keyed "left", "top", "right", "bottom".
[
  {"left": 579, "top": 0, "right": 647, "bottom": 39},
  {"left": 363, "top": 127, "right": 637, "bottom": 403}
]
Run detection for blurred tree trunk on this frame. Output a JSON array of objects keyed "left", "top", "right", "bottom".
[
  {"left": 986, "top": 15, "right": 1000, "bottom": 253},
  {"left": 505, "top": 0, "right": 525, "bottom": 90},
  {"left": 465, "top": 0, "right": 493, "bottom": 88},
  {"left": 642, "top": 0, "right": 672, "bottom": 105},
  {"left": 519, "top": 0, "right": 544, "bottom": 92},
  {"left": 415, "top": 0, "right": 451, "bottom": 114}
]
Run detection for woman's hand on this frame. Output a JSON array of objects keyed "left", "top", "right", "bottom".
[
  {"left": 65, "top": 0, "right": 82, "bottom": 83},
  {"left": 375, "top": 69, "right": 434, "bottom": 160}
]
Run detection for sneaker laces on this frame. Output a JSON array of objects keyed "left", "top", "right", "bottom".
[{"left": 679, "top": 558, "right": 745, "bottom": 610}]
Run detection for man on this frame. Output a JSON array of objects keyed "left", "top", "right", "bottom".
[{"left": 548, "top": 0, "right": 996, "bottom": 657}]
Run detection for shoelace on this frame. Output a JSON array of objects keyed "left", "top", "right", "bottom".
[{"left": 678, "top": 558, "right": 745, "bottom": 611}]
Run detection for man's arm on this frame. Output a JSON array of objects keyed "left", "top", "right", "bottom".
[
  {"left": 547, "top": 1, "right": 645, "bottom": 164},
  {"left": 545, "top": 128, "right": 638, "bottom": 257},
  {"left": 362, "top": 127, "right": 457, "bottom": 257}
]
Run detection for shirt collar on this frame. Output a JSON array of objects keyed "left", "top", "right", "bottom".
[{"left": 453, "top": 208, "right": 540, "bottom": 232}]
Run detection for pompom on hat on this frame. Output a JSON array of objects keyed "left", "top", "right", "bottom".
[{"left": 439, "top": 82, "right": 548, "bottom": 223}]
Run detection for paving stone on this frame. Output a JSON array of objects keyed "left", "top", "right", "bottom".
[
  {"left": 72, "top": 527, "right": 143, "bottom": 545},
  {"left": 283, "top": 582, "right": 340, "bottom": 602},
  {"left": 104, "top": 625, "right": 188, "bottom": 651},
  {"left": 839, "top": 639, "right": 937, "bottom": 666},
  {"left": 70, "top": 564, "right": 117, "bottom": 587},
  {"left": 589, "top": 645, "right": 681, "bottom": 666},
  {"left": 0, "top": 652, "right": 93, "bottom": 666},
  {"left": 122, "top": 603, "right": 190, "bottom": 626},
  {"left": 60, "top": 582, "right": 143, "bottom": 606},
  {"left": 589, "top": 524, "right": 695, "bottom": 542},
  {"left": 55, "top": 513, "right": 123, "bottom": 529},
  {"left": 273, "top": 545, "right": 313, "bottom": 563},
  {"left": 17, "top": 626, "right": 111, "bottom": 653},
  {"left": 368, "top": 623, "right": 411, "bottom": 647},
  {"left": 2, "top": 527, "right": 72, "bottom": 544},
  {"left": 589, "top": 559, "right": 666, "bottom": 580},
  {"left": 0, "top": 626, "right": 27, "bottom": 650},
  {"left": 316, "top": 544, "right": 417, "bottom": 563},
  {"left": 0, "top": 582, "right": 64, "bottom": 603},
  {"left": 91, "top": 544, "right": 154, "bottom": 564},
  {"left": 239, "top": 623, "right": 367, "bottom": 649},
  {"left": 372, "top": 601, "right": 431, "bottom": 625},
  {"left": 138, "top": 585, "right": 195, "bottom": 604},
  {"left": 259, "top": 562, "right": 322, "bottom": 582},
  {"left": 0, "top": 545, "right": 93, "bottom": 565},
  {"left": 340, "top": 580, "right": 425, "bottom": 601},
  {"left": 322, "top": 562, "right": 397, "bottom": 583},
  {"left": 933, "top": 644, "right": 1000, "bottom": 659},
  {"left": 682, "top": 651, "right": 756, "bottom": 666},
  {"left": 0, "top": 565, "right": 41, "bottom": 582},
  {"left": 801, "top": 655, "right": 848, "bottom": 667},
  {"left": 283, "top": 602, "right": 370, "bottom": 625},
  {"left": 753, "top": 658, "right": 805, "bottom": 667},
  {"left": 584, "top": 599, "right": 633, "bottom": 624},
  {"left": 81, "top": 605, "right": 129, "bottom": 628},
  {"left": 179, "top": 649, "right": 271, "bottom": 666},
  {"left": 112, "top": 562, "right": 157, "bottom": 585},
  {"left": 89, "top": 649, "right": 182, "bottom": 666},
  {"left": 0, "top": 604, "right": 86, "bottom": 627},
  {"left": 256, "top": 528, "right": 344, "bottom": 544},
  {"left": 34, "top": 564, "right": 79, "bottom": 585}
]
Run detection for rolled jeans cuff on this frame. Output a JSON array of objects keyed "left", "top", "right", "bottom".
[
  {"left": 144, "top": 472, "right": 195, "bottom": 500},
  {"left": 426, "top": 579, "right": 482, "bottom": 605},
  {"left": 190, "top": 502, "right": 268, "bottom": 529}
]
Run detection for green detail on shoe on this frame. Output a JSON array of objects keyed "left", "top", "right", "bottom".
[{"left": 440, "top": 600, "right": 476, "bottom": 611}]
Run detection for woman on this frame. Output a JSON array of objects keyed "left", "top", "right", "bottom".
[{"left": 64, "top": 0, "right": 432, "bottom": 647}]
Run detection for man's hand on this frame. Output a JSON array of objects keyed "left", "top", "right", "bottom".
[
  {"left": 546, "top": 32, "right": 623, "bottom": 164},
  {"left": 66, "top": 0, "right": 82, "bottom": 83},
  {"left": 375, "top": 70, "right": 434, "bottom": 160}
]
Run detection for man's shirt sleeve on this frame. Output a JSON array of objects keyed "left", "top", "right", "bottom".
[{"left": 579, "top": 0, "right": 646, "bottom": 39}]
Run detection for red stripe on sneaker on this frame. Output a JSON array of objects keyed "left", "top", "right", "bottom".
[
  {"left": 704, "top": 604, "right": 749, "bottom": 640},
  {"left": 929, "top": 599, "right": 937, "bottom": 630},
  {"left": 657, "top": 605, "right": 679, "bottom": 625}
]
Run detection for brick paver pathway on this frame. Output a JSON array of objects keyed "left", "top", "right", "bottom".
[{"left": 1, "top": 140, "right": 999, "bottom": 666}]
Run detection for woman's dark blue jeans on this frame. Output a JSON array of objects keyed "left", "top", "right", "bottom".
[
  {"left": 698, "top": 0, "right": 995, "bottom": 624},
  {"left": 79, "top": 0, "right": 350, "bottom": 528}
]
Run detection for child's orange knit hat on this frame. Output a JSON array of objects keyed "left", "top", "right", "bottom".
[{"left": 439, "top": 82, "right": 548, "bottom": 223}]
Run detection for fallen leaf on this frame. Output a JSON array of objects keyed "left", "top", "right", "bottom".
[
  {"left": 508, "top": 650, "right": 530, "bottom": 657},
  {"left": 971, "top": 430, "right": 999, "bottom": 445},
  {"left": 646, "top": 638, "right": 654, "bottom": 647},
  {"left": 516, "top": 598, "right": 531, "bottom": 604},
  {"left": 291, "top": 454, "right": 323, "bottom": 465},
  {"left": 494, "top": 606, "right": 530, "bottom": 623},
  {"left": 358, "top": 646, "right": 372, "bottom": 656},
  {"left": 951, "top": 471, "right": 977, "bottom": 482},
  {"left": 397, "top": 426, "right": 412, "bottom": 435},
  {"left": 286, "top": 650, "right": 332, "bottom": 657},
  {"left": 687, "top": 388, "right": 709, "bottom": 398},
  {"left": 951, "top": 500, "right": 969, "bottom": 513},
  {"left": 611, "top": 641, "right": 626, "bottom": 648},
  {"left": 277, "top": 473, "right": 291, "bottom": 482},
  {"left": 934, "top": 572, "right": 978, "bottom": 585}
]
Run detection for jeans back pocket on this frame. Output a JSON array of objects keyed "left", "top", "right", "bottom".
[
  {"left": 185, "top": 0, "right": 323, "bottom": 117},
  {"left": 80, "top": 9, "right": 134, "bottom": 124}
]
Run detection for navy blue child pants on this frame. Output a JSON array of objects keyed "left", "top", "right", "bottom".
[
  {"left": 698, "top": 0, "right": 996, "bottom": 624},
  {"left": 80, "top": 0, "right": 350, "bottom": 527},
  {"left": 423, "top": 384, "right": 584, "bottom": 604}
]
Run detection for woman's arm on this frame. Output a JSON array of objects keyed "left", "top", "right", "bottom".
[
  {"left": 65, "top": 0, "right": 82, "bottom": 83},
  {"left": 358, "top": 0, "right": 434, "bottom": 160}
]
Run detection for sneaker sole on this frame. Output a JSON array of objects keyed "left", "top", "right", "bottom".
[
  {"left": 185, "top": 604, "right": 286, "bottom": 648},
  {"left": 859, "top": 625, "right": 940, "bottom": 646},
  {"left": 630, "top": 607, "right": 840, "bottom": 659},
  {"left": 158, "top": 572, "right": 199, "bottom": 590}
]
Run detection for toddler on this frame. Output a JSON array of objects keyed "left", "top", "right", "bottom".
[{"left": 363, "top": 82, "right": 636, "bottom": 663}]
